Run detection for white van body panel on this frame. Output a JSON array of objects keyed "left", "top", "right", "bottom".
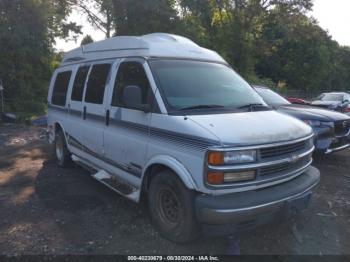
[
  {"left": 143, "top": 112, "right": 313, "bottom": 195},
  {"left": 62, "top": 33, "right": 226, "bottom": 66},
  {"left": 186, "top": 111, "right": 312, "bottom": 146},
  {"left": 143, "top": 155, "right": 198, "bottom": 190}
]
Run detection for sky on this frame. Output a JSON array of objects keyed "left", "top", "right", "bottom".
[{"left": 55, "top": 0, "right": 350, "bottom": 52}]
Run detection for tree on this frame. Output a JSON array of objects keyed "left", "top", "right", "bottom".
[
  {"left": 255, "top": 7, "right": 338, "bottom": 92},
  {"left": 0, "top": 0, "right": 80, "bottom": 113},
  {"left": 67, "top": 0, "right": 114, "bottom": 38},
  {"left": 1, "top": 0, "right": 350, "bottom": 116},
  {"left": 81, "top": 34, "right": 94, "bottom": 45},
  {"left": 111, "top": 0, "right": 180, "bottom": 35},
  {"left": 176, "top": 0, "right": 314, "bottom": 78}
]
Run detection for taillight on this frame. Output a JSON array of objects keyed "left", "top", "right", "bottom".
[{"left": 344, "top": 106, "right": 350, "bottom": 113}]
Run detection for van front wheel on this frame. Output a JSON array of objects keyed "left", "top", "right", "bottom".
[
  {"left": 148, "top": 170, "right": 199, "bottom": 243},
  {"left": 55, "top": 130, "right": 71, "bottom": 167}
]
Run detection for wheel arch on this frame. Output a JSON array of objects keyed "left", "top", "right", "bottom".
[
  {"left": 141, "top": 155, "right": 198, "bottom": 193},
  {"left": 53, "top": 121, "right": 69, "bottom": 146}
]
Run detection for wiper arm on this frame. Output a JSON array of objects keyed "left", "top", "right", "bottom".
[
  {"left": 238, "top": 103, "right": 271, "bottom": 111},
  {"left": 179, "top": 104, "right": 225, "bottom": 111}
]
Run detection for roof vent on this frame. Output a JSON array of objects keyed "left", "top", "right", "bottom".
[{"left": 142, "top": 33, "right": 198, "bottom": 46}]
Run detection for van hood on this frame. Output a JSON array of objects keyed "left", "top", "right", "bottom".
[
  {"left": 276, "top": 104, "right": 350, "bottom": 122},
  {"left": 311, "top": 100, "right": 341, "bottom": 108},
  {"left": 187, "top": 111, "right": 313, "bottom": 146}
]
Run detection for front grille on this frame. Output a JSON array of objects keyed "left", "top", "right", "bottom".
[
  {"left": 260, "top": 140, "right": 307, "bottom": 159},
  {"left": 207, "top": 136, "right": 314, "bottom": 189},
  {"left": 334, "top": 120, "right": 350, "bottom": 137},
  {"left": 260, "top": 155, "right": 312, "bottom": 176}
]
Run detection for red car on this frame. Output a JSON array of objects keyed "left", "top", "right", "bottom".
[{"left": 287, "top": 97, "right": 310, "bottom": 105}]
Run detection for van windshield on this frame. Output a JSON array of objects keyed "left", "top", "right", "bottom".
[{"left": 149, "top": 60, "right": 266, "bottom": 113}]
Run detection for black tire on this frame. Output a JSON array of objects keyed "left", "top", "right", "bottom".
[
  {"left": 54, "top": 130, "right": 71, "bottom": 168},
  {"left": 148, "top": 170, "right": 199, "bottom": 243}
]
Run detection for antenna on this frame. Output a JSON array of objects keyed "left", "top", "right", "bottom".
[{"left": 0, "top": 78, "right": 4, "bottom": 114}]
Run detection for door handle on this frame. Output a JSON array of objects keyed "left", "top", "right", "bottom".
[
  {"left": 83, "top": 106, "right": 87, "bottom": 120},
  {"left": 106, "top": 109, "right": 110, "bottom": 126}
]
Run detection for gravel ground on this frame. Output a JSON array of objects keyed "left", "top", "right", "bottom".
[{"left": 0, "top": 124, "right": 349, "bottom": 255}]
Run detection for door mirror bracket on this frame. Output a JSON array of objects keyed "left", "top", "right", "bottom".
[{"left": 139, "top": 104, "right": 151, "bottom": 113}]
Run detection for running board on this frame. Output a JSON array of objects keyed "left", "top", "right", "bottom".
[
  {"left": 72, "top": 155, "right": 139, "bottom": 201},
  {"left": 92, "top": 170, "right": 135, "bottom": 195}
]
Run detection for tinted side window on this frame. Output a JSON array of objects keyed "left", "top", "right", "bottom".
[
  {"left": 85, "top": 64, "right": 111, "bottom": 104},
  {"left": 71, "top": 66, "right": 90, "bottom": 101},
  {"left": 51, "top": 71, "right": 72, "bottom": 106},
  {"left": 112, "top": 62, "right": 151, "bottom": 107}
]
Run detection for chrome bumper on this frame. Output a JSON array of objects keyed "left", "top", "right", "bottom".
[
  {"left": 314, "top": 126, "right": 350, "bottom": 154},
  {"left": 325, "top": 143, "right": 350, "bottom": 154}
]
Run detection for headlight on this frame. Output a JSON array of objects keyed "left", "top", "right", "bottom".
[
  {"left": 208, "top": 150, "right": 257, "bottom": 165},
  {"left": 207, "top": 170, "right": 256, "bottom": 184},
  {"left": 303, "top": 120, "right": 334, "bottom": 128}
]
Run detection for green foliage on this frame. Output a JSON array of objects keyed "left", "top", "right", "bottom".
[
  {"left": 0, "top": 0, "right": 79, "bottom": 115},
  {"left": 255, "top": 8, "right": 335, "bottom": 92},
  {"left": 1, "top": 0, "right": 350, "bottom": 117},
  {"left": 111, "top": 0, "right": 180, "bottom": 35},
  {"left": 81, "top": 34, "right": 94, "bottom": 45}
]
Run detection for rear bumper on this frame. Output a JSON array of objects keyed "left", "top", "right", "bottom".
[{"left": 195, "top": 166, "right": 320, "bottom": 235}]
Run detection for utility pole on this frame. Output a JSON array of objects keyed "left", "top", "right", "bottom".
[{"left": 0, "top": 79, "right": 4, "bottom": 114}]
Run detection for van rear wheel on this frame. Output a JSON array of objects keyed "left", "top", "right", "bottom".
[
  {"left": 148, "top": 170, "right": 199, "bottom": 243},
  {"left": 55, "top": 130, "right": 71, "bottom": 168}
]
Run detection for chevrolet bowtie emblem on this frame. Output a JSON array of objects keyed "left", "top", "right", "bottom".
[{"left": 289, "top": 155, "right": 300, "bottom": 163}]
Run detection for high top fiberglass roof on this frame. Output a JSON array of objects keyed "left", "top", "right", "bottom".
[{"left": 62, "top": 33, "right": 227, "bottom": 65}]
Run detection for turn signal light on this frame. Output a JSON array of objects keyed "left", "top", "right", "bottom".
[
  {"left": 208, "top": 152, "right": 224, "bottom": 165},
  {"left": 207, "top": 171, "right": 256, "bottom": 185},
  {"left": 207, "top": 172, "right": 224, "bottom": 185}
]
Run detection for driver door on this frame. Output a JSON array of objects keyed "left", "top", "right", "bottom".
[{"left": 104, "top": 58, "right": 156, "bottom": 186}]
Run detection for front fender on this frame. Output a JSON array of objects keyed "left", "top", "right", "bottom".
[{"left": 142, "top": 155, "right": 198, "bottom": 190}]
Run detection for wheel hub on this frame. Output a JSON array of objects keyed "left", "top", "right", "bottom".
[{"left": 158, "top": 188, "right": 180, "bottom": 226}]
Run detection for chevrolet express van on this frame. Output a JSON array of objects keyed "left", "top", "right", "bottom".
[{"left": 47, "top": 33, "right": 320, "bottom": 243}]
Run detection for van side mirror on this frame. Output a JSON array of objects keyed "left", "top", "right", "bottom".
[{"left": 122, "top": 85, "right": 150, "bottom": 113}]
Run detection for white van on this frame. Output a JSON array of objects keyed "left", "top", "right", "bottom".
[{"left": 47, "top": 33, "right": 320, "bottom": 242}]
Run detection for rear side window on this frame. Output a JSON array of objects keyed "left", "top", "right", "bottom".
[
  {"left": 71, "top": 66, "right": 90, "bottom": 101},
  {"left": 51, "top": 71, "right": 72, "bottom": 106},
  {"left": 85, "top": 64, "right": 111, "bottom": 104},
  {"left": 112, "top": 62, "right": 151, "bottom": 107}
]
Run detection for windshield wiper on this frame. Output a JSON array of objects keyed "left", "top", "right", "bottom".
[
  {"left": 238, "top": 103, "right": 271, "bottom": 112},
  {"left": 179, "top": 104, "right": 225, "bottom": 111}
]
